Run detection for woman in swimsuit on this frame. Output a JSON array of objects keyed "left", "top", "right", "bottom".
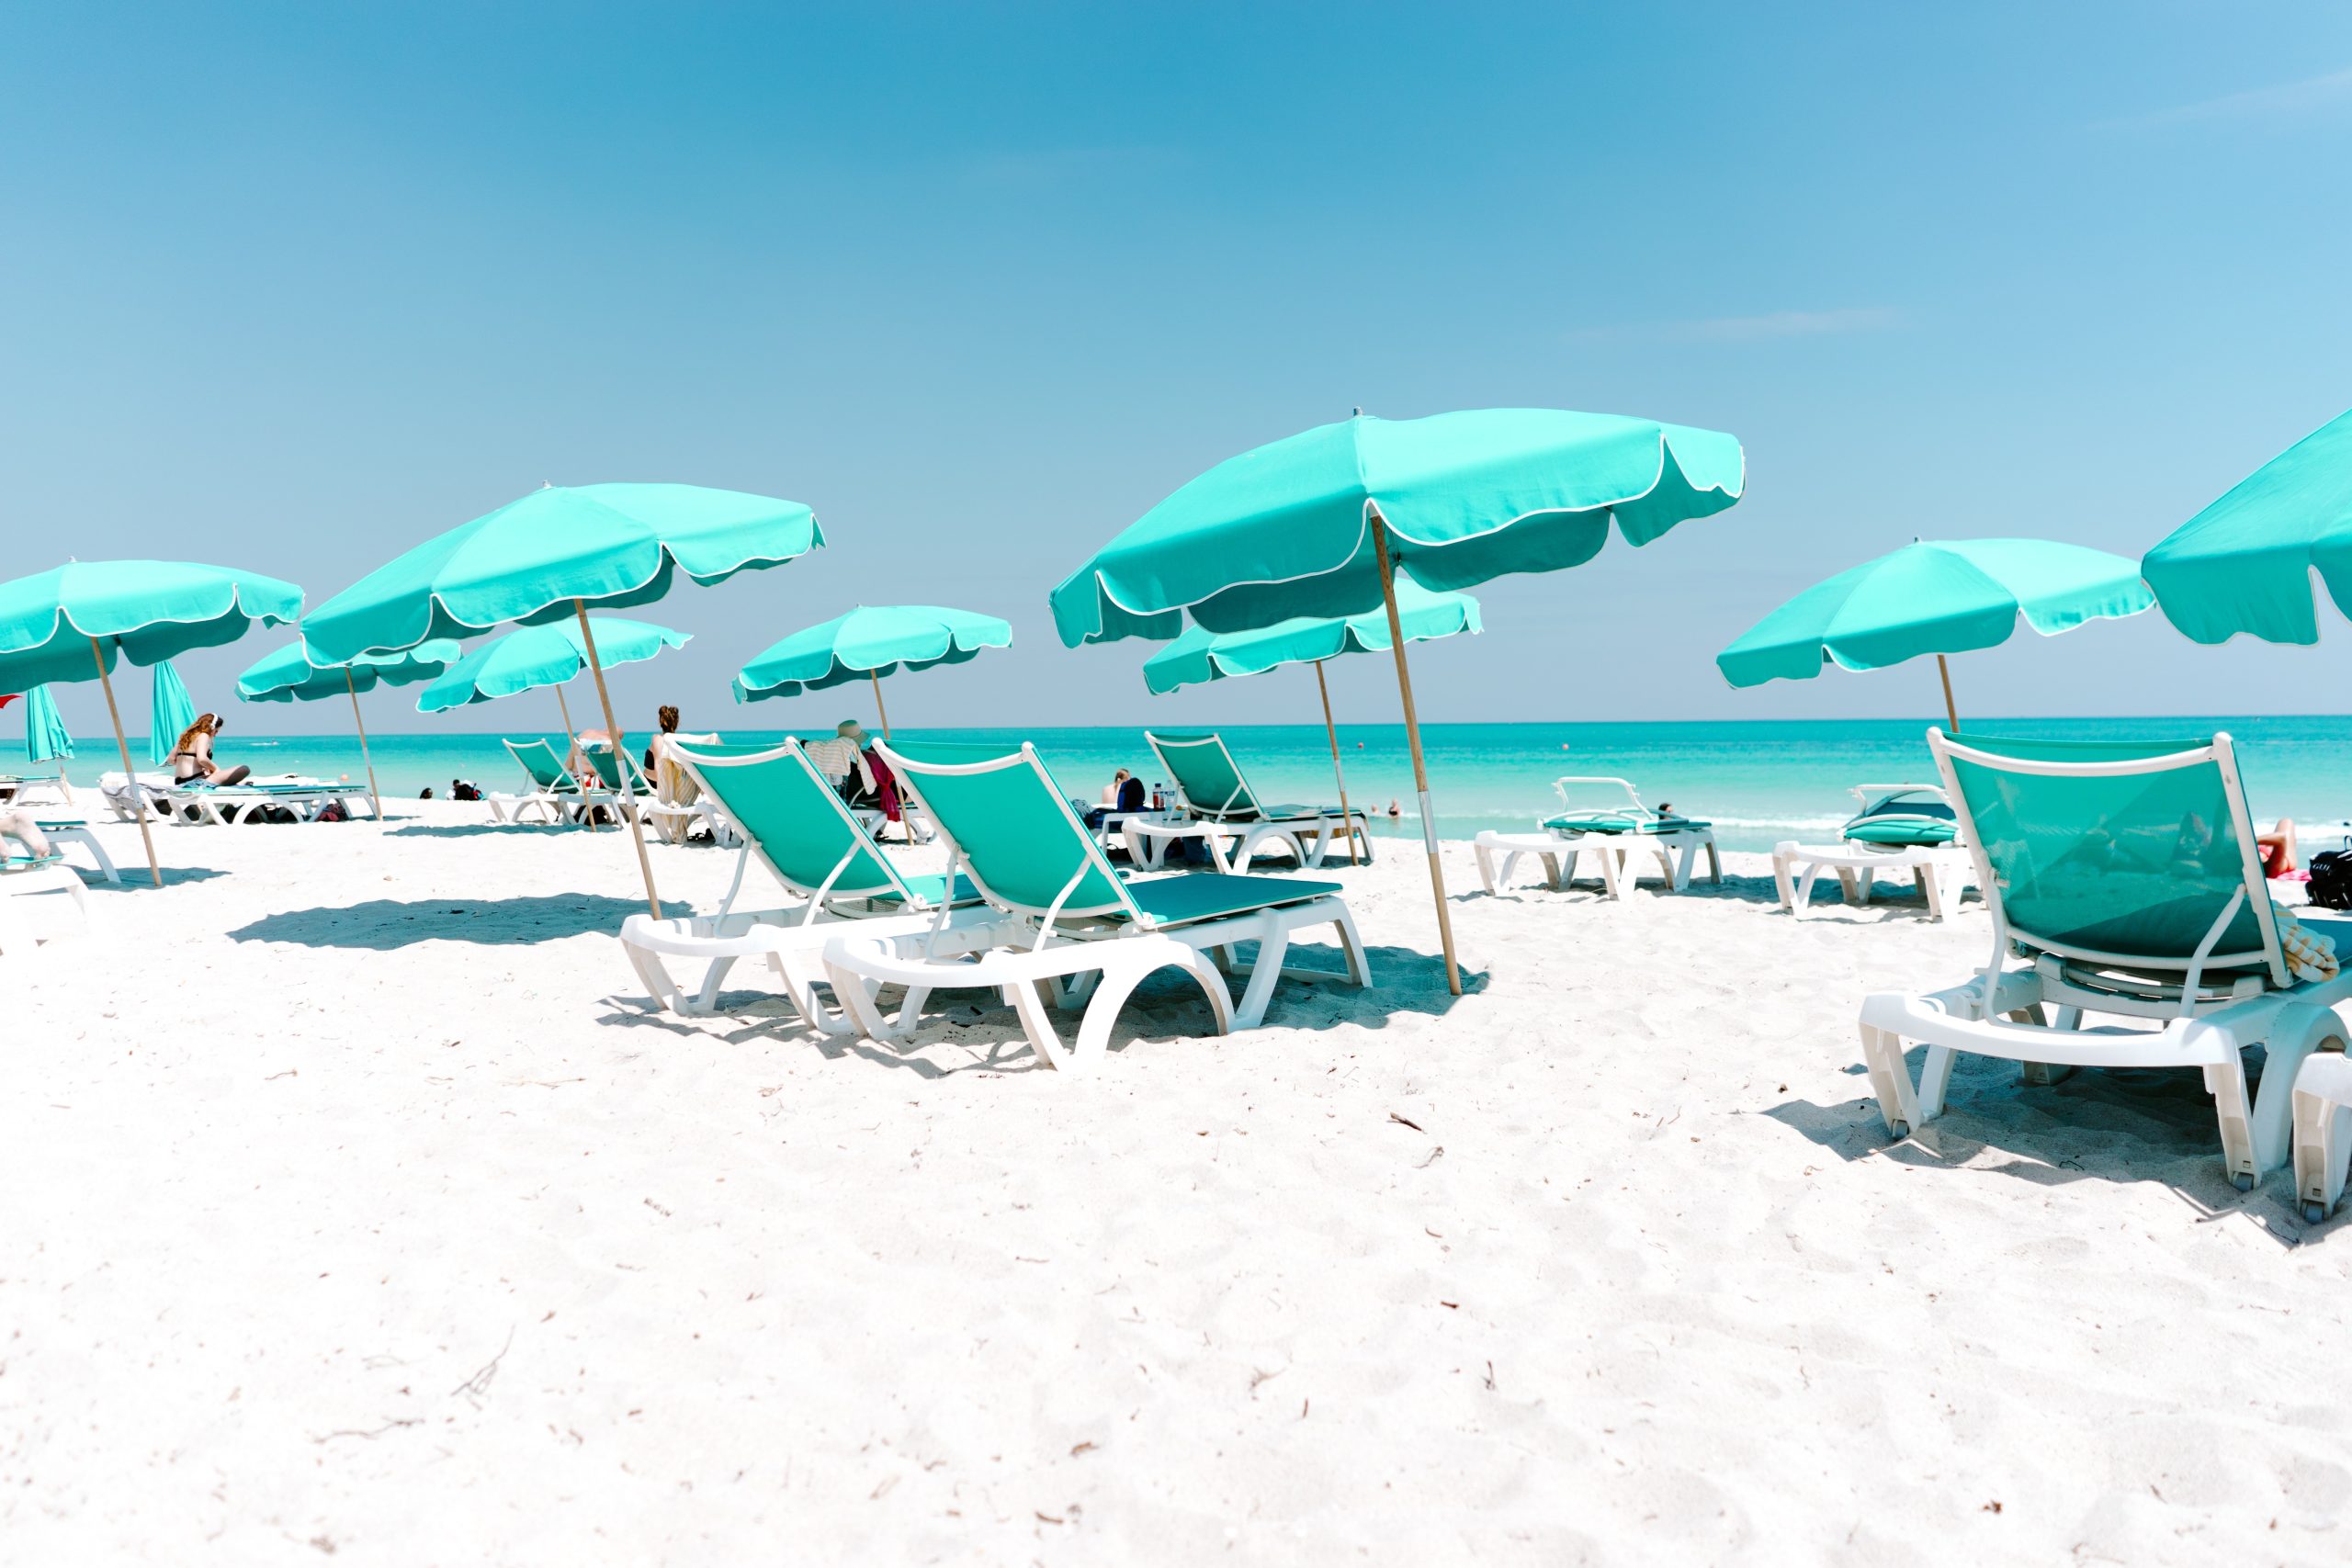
[{"left": 168, "top": 714, "right": 250, "bottom": 787}]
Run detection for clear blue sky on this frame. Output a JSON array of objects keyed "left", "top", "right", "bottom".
[{"left": 6, "top": 3, "right": 2351, "bottom": 737}]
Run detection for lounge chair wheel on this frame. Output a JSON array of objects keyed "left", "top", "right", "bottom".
[
  {"left": 2307, "top": 1201, "right": 2328, "bottom": 1224},
  {"left": 2233, "top": 1171, "right": 2256, "bottom": 1192}
]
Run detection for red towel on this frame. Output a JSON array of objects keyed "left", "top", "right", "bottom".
[{"left": 865, "top": 748, "right": 905, "bottom": 823}]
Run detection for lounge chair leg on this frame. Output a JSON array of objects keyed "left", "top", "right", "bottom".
[
  {"left": 1860, "top": 1020, "right": 1922, "bottom": 1137},
  {"left": 626, "top": 939, "right": 687, "bottom": 1014},
  {"left": 1916, "top": 1043, "right": 1956, "bottom": 1122},
  {"left": 1476, "top": 843, "right": 1499, "bottom": 896},
  {"left": 2292, "top": 1051, "right": 2352, "bottom": 1221},
  {"left": 1230, "top": 917, "right": 1290, "bottom": 1029},
  {"left": 1539, "top": 852, "right": 1562, "bottom": 893}
]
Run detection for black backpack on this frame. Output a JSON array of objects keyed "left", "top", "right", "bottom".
[{"left": 2309, "top": 851, "right": 2352, "bottom": 911}]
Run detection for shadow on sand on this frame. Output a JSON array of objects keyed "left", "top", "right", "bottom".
[{"left": 229, "top": 893, "right": 674, "bottom": 950}]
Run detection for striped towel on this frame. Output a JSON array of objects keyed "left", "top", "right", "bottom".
[{"left": 2275, "top": 900, "right": 2340, "bottom": 984}]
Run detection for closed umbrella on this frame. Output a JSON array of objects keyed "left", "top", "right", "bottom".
[
  {"left": 1142, "top": 580, "right": 1481, "bottom": 864},
  {"left": 732, "top": 604, "right": 1012, "bottom": 738},
  {"left": 1050, "top": 408, "right": 1744, "bottom": 993},
  {"left": 23, "top": 685, "right": 74, "bottom": 802},
  {"left": 149, "top": 660, "right": 198, "bottom": 767},
  {"left": 302, "top": 483, "right": 822, "bottom": 918},
  {"left": 0, "top": 561, "right": 303, "bottom": 885},
  {"left": 237, "top": 638, "right": 460, "bottom": 820},
  {"left": 2142, "top": 405, "right": 2352, "bottom": 644},
  {"left": 1716, "top": 538, "right": 2154, "bottom": 727}
]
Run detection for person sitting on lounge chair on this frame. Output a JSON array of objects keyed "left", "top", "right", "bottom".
[
  {"left": 806, "top": 720, "right": 881, "bottom": 808},
  {"left": 167, "top": 714, "right": 250, "bottom": 787}
]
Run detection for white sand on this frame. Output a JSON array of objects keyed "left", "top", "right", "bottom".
[{"left": 6, "top": 805, "right": 2351, "bottom": 1564}]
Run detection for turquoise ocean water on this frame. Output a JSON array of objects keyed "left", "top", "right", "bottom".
[{"left": 10, "top": 716, "right": 2352, "bottom": 852}]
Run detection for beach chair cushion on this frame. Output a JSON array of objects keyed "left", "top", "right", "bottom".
[
  {"left": 1843, "top": 788, "right": 1958, "bottom": 847},
  {"left": 1543, "top": 813, "right": 1710, "bottom": 835},
  {"left": 1125, "top": 872, "right": 1346, "bottom": 928}
]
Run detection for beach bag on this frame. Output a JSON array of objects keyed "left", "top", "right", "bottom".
[{"left": 2309, "top": 852, "right": 2352, "bottom": 912}]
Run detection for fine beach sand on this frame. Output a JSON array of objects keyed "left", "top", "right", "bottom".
[{"left": 7, "top": 804, "right": 2351, "bottom": 1564}]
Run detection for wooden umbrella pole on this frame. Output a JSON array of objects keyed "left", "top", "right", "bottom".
[
  {"left": 869, "top": 671, "right": 892, "bottom": 740},
  {"left": 1369, "top": 508, "right": 1462, "bottom": 996},
  {"left": 91, "top": 637, "right": 162, "bottom": 887},
  {"left": 1936, "top": 654, "right": 1961, "bottom": 733},
  {"left": 344, "top": 667, "right": 385, "bottom": 824},
  {"left": 1312, "top": 659, "right": 1360, "bottom": 866},
  {"left": 555, "top": 682, "right": 577, "bottom": 744},
  {"left": 574, "top": 602, "right": 663, "bottom": 920}
]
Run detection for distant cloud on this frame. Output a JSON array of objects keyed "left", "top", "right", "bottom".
[
  {"left": 1570, "top": 306, "right": 1900, "bottom": 345},
  {"left": 2105, "top": 65, "right": 2352, "bottom": 129},
  {"left": 959, "top": 145, "right": 1186, "bottom": 188}
]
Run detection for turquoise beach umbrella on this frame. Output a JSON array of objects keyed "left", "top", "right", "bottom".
[
  {"left": 416, "top": 617, "right": 690, "bottom": 723},
  {"left": 733, "top": 604, "right": 1012, "bottom": 737},
  {"left": 0, "top": 559, "right": 303, "bottom": 886},
  {"left": 149, "top": 660, "right": 198, "bottom": 767},
  {"left": 303, "top": 482, "right": 821, "bottom": 919},
  {"left": 25, "top": 684, "right": 72, "bottom": 761},
  {"left": 1143, "top": 581, "right": 1481, "bottom": 866},
  {"left": 1049, "top": 407, "right": 1744, "bottom": 995},
  {"left": 237, "top": 638, "right": 461, "bottom": 818},
  {"left": 1715, "top": 538, "right": 2154, "bottom": 728},
  {"left": 2142, "top": 406, "right": 2352, "bottom": 644}
]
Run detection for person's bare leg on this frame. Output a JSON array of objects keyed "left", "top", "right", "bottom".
[
  {"left": 2276, "top": 818, "right": 2299, "bottom": 875},
  {"left": 1, "top": 809, "right": 52, "bottom": 859}
]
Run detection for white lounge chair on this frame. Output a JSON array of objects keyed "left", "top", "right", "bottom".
[
  {"left": 1772, "top": 783, "right": 1973, "bottom": 920},
  {"left": 488, "top": 739, "right": 612, "bottom": 827},
  {"left": 166, "top": 780, "right": 374, "bottom": 825},
  {"left": 1859, "top": 730, "right": 2352, "bottom": 1190},
  {"left": 33, "top": 818, "right": 118, "bottom": 884},
  {"left": 1144, "top": 730, "right": 1370, "bottom": 869},
  {"left": 1520, "top": 777, "right": 1721, "bottom": 895},
  {"left": 822, "top": 739, "right": 1371, "bottom": 1075},
  {"left": 617, "top": 739, "right": 1004, "bottom": 1032}
]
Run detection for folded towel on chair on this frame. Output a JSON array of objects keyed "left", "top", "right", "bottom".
[{"left": 2276, "top": 900, "right": 2340, "bottom": 984}]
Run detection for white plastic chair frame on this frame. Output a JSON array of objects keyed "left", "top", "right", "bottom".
[
  {"left": 617, "top": 739, "right": 1004, "bottom": 1032},
  {"left": 824, "top": 741, "right": 1369, "bottom": 1075}
]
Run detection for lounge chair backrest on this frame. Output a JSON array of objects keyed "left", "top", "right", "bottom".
[
  {"left": 1548, "top": 776, "right": 1654, "bottom": 829},
  {"left": 672, "top": 739, "right": 916, "bottom": 905},
  {"left": 581, "top": 744, "right": 652, "bottom": 795},
  {"left": 1928, "top": 729, "right": 2286, "bottom": 988},
  {"left": 882, "top": 739, "right": 1144, "bottom": 927},
  {"left": 503, "top": 739, "right": 581, "bottom": 793},
  {"left": 1146, "top": 731, "right": 1261, "bottom": 821}
]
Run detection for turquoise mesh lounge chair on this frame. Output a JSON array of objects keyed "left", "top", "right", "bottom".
[
  {"left": 1859, "top": 730, "right": 2352, "bottom": 1189},
  {"left": 823, "top": 740, "right": 1371, "bottom": 1074},
  {"left": 488, "top": 739, "right": 610, "bottom": 827},
  {"left": 1770, "top": 783, "right": 1973, "bottom": 920},
  {"left": 1143, "top": 731, "right": 1370, "bottom": 869},
  {"left": 617, "top": 738, "right": 1001, "bottom": 1029}
]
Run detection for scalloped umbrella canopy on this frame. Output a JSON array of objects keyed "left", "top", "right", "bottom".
[
  {"left": 1716, "top": 539, "right": 2154, "bottom": 689},
  {"left": 148, "top": 661, "right": 198, "bottom": 765},
  {"left": 0, "top": 559, "right": 302, "bottom": 887},
  {"left": 2142, "top": 406, "right": 2352, "bottom": 644},
  {"left": 1049, "top": 409, "right": 1743, "bottom": 645},
  {"left": 416, "top": 617, "right": 689, "bottom": 714},
  {"left": 237, "top": 638, "right": 461, "bottom": 704},
  {"left": 733, "top": 604, "right": 1012, "bottom": 702},
  {"left": 1142, "top": 579, "right": 1480, "bottom": 694},
  {"left": 0, "top": 560, "right": 305, "bottom": 690},
  {"left": 301, "top": 483, "right": 822, "bottom": 664},
  {"left": 1048, "top": 407, "right": 1743, "bottom": 998},
  {"left": 25, "top": 685, "right": 72, "bottom": 762}
]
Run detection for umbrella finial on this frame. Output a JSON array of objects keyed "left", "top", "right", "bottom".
[{"left": 1351, "top": 407, "right": 1363, "bottom": 417}]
